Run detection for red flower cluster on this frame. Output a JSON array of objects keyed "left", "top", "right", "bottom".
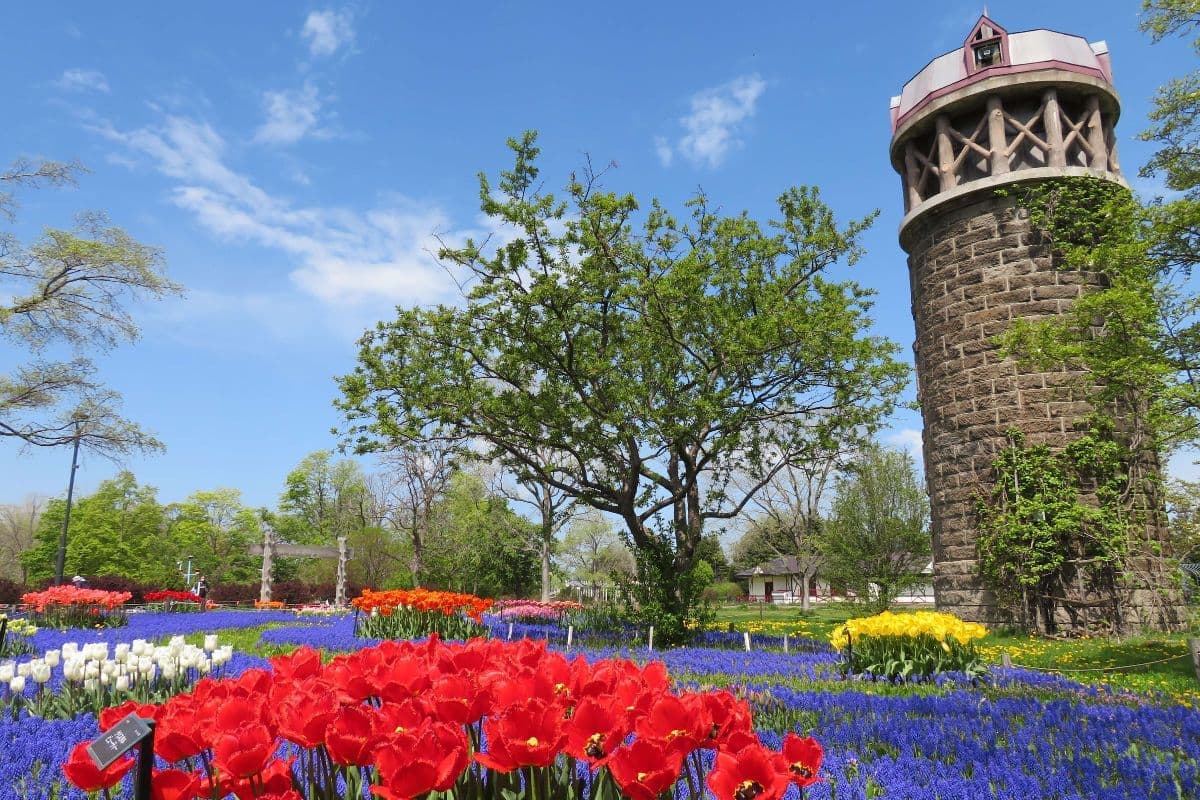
[
  {"left": 145, "top": 590, "right": 204, "bottom": 603},
  {"left": 351, "top": 588, "right": 493, "bottom": 622},
  {"left": 65, "top": 636, "right": 823, "bottom": 800},
  {"left": 21, "top": 585, "right": 132, "bottom": 612}
]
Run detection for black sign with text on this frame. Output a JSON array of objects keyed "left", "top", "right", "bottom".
[{"left": 86, "top": 713, "right": 153, "bottom": 770}]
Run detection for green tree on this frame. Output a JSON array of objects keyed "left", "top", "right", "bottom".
[
  {"left": 165, "top": 489, "right": 259, "bottom": 585},
  {"left": 694, "top": 533, "right": 730, "bottom": 584},
  {"left": 556, "top": 508, "right": 635, "bottom": 590},
  {"left": 279, "top": 451, "right": 369, "bottom": 543},
  {"left": 22, "top": 472, "right": 172, "bottom": 584},
  {"left": 336, "top": 133, "right": 908, "bottom": 643},
  {"left": 1, "top": 160, "right": 181, "bottom": 455},
  {"left": 423, "top": 471, "right": 539, "bottom": 597},
  {"left": 821, "top": 446, "right": 931, "bottom": 611}
]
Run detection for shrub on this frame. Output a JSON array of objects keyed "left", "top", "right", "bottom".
[
  {"left": 702, "top": 581, "right": 743, "bottom": 603},
  {"left": 0, "top": 578, "right": 25, "bottom": 605}
]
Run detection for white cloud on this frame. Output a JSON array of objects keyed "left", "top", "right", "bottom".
[
  {"left": 95, "top": 114, "right": 474, "bottom": 310},
  {"left": 886, "top": 427, "right": 924, "bottom": 456},
  {"left": 56, "top": 68, "right": 110, "bottom": 93},
  {"left": 653, "top": 136, "right": 673, "bottom": 167},
  {"left": 301, "top": 9, "right": 355, "bottom": 58},
  {"left": 254, "top": 83, "right": 326, "bottom": 145},
  {"left": 659, "top": 74, "right": 766, "bottom": 168}
]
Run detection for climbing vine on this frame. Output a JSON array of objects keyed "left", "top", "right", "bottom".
[{"left": 976, "top": 428, "right": 1134, "bottom": 634}]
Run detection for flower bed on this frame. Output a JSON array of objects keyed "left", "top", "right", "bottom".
[
  {"left": 20, "top": 586, "right": 132, "bottom": 630},
  {"left": 1, "top": 635, "right": 234, "bottom": 720},
  {"left": 65, "top": 636, "right": 824, "bottom": 800},
  {"left": 831, "top": 610, "right": 988, "bottom": 680},
  {"left": 3, "top": 610, "right": 1197, "bottom": 800},
  {"left": 352, "top": 588, "right": 493, "bottom": 640},
  {"left": 143, "top": 590, "right": 203, "bottom": 611}
]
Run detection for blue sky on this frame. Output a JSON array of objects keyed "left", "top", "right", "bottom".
[{"left": 2, "top": 1, "right": 1195, "bottom": 510}]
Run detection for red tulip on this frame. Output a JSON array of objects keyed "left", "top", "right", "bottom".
[
  {"left": 606, "top": 738, "right": 684, "bottom": 800},
  {"left": 149, "top": 768, "right": 202, "bottom": 800},
  {"left": 706, "top": 744, "right": 792, "bottom": 800},
  {"left": 635, "top": 693, "right": 709, "bottom": 755},
  {"left": 99, "top": 700, "right": 159, "bottom": 732},
  {"left": 326, "top": 705, "right": 379, "bottom": 766},
  {"left": 701, "top": 691, "right": 754, "bottom": 749},
  {"left": 563, "top": 697, "right": 629, "bottom": 764},
  {"left": 61, "top": 741, "right": 136, "bottom": 792},
  {"left": 269, "top": 646, "right": 323, "bottom": 681},
  {"left": 429, "top": 673, "right": 491, "bottom": 725},
  {"left": 779, "top": 733, "right": 823, "bottom": 787},
  {"left": 154, "top": 700, "right": 207, "bottom": 763},
  {"left": 475, "top": 698, "right": 567, "bottom": 772},
  {"left": 372, "top": 720, "right": 469, "bottom": 799},
  {"left": 273, "top": 677, "right": 338, "bottom": 748},
  {"left": 212, "top": 723, "right": 276, "bottom": 778}
]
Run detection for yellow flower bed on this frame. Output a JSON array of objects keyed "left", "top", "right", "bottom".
[{"left": 830, "top": 610, "right": 987, "bottom": 651}]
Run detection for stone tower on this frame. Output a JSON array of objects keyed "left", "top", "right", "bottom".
[{"left": 889, "top": 17, "right": 1180, "bottom": 629}]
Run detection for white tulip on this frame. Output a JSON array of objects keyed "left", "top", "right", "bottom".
[
  {"left": 83, "top": 678, "right": 97, "bottom": 691},
  {"left": 115, "top": 674, "right": 130, "bottom": 692},
  {"left": 0, "top": 663, "right": 14, "bottom": 683},
  {"left": 114, "top": 643, "right": 130, "bottom": 662},
  {"left": 16, "top": 663, "right": 30, "bottom": 678},
  {"left": 204, "top": 634, "right": 218, "bottom": 652},
  {"left": 9, "top": 675, "right": 25, "bottom": 694},
  {"left": 61, "top": 643, "right": 79, "bottom": 658},
  {"left": 31, "top": 661, "right": 52, "bottom": 684},
  {"left": 44, "top": 650, "right": 60, "bottom": 667}
]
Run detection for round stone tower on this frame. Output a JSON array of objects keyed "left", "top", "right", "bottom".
[{"left": 890, "top": 16, "right": 1180, "bottom": 629}]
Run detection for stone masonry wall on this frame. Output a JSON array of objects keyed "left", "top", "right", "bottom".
[{"left": 901, "top": 193, "right": 1104, "bottom": 625}]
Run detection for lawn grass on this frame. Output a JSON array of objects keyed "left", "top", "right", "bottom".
[{"left": 712, "top": 602, "right": 1200, "bottom": 704}]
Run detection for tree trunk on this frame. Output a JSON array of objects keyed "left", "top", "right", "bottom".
[
  {"left": 540, "top": 534, "right": 552, "bottom": 602},
  {"left": 410, "top": 525, "right": 424, "bottom": 588},
  {"left": 801, "top": 572, "right": 811, "bottom": 613}
]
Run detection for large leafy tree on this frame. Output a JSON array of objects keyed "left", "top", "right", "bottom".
[
  {"left": 165, "top": 488, "right": 260, "bottom": 585},
  {"left": 278, "top": 451, "right": 369, "bottom": 545},
  {"left": 1, "top": 159, "right": 181, "bottom": 455},
  {"left": 423, "top": 471, "right": 539, "bottom": 597},
  {"left": 820, "top": 446, "right": 931, "bottom": 611},
  {"left": 336, "top": 133, "right": 908, "bottom": 641},
  {"left": 21, "top": 472, "right": 173, "bottom": 584}
]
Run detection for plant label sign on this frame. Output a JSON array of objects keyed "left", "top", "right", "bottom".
[{"left": 87, "top": 713, "right": 152, "bottom": 769}]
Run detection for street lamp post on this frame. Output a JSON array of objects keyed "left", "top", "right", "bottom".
[{"left": 54, "top": 420, "right": 83, "bottom": 586}]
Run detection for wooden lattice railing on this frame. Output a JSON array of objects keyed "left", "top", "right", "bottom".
[{"left": 901, "top": 88, "right": 1119, "bottom": 212}]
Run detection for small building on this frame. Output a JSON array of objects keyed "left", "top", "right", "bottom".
[
  {"left": 734, "top": 557, "right": 830, "bottom": 604},
  {"left": 735, "top": 557, "right": 936, "bottom": 604}
]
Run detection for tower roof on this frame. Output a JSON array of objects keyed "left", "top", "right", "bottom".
[{"left": 889, "top": 17, "right": 1112, "bottom": 132}]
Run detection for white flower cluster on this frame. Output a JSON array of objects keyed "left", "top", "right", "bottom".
[{"left": 0, "top": 634, "right": 233, "bottom": 696}]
